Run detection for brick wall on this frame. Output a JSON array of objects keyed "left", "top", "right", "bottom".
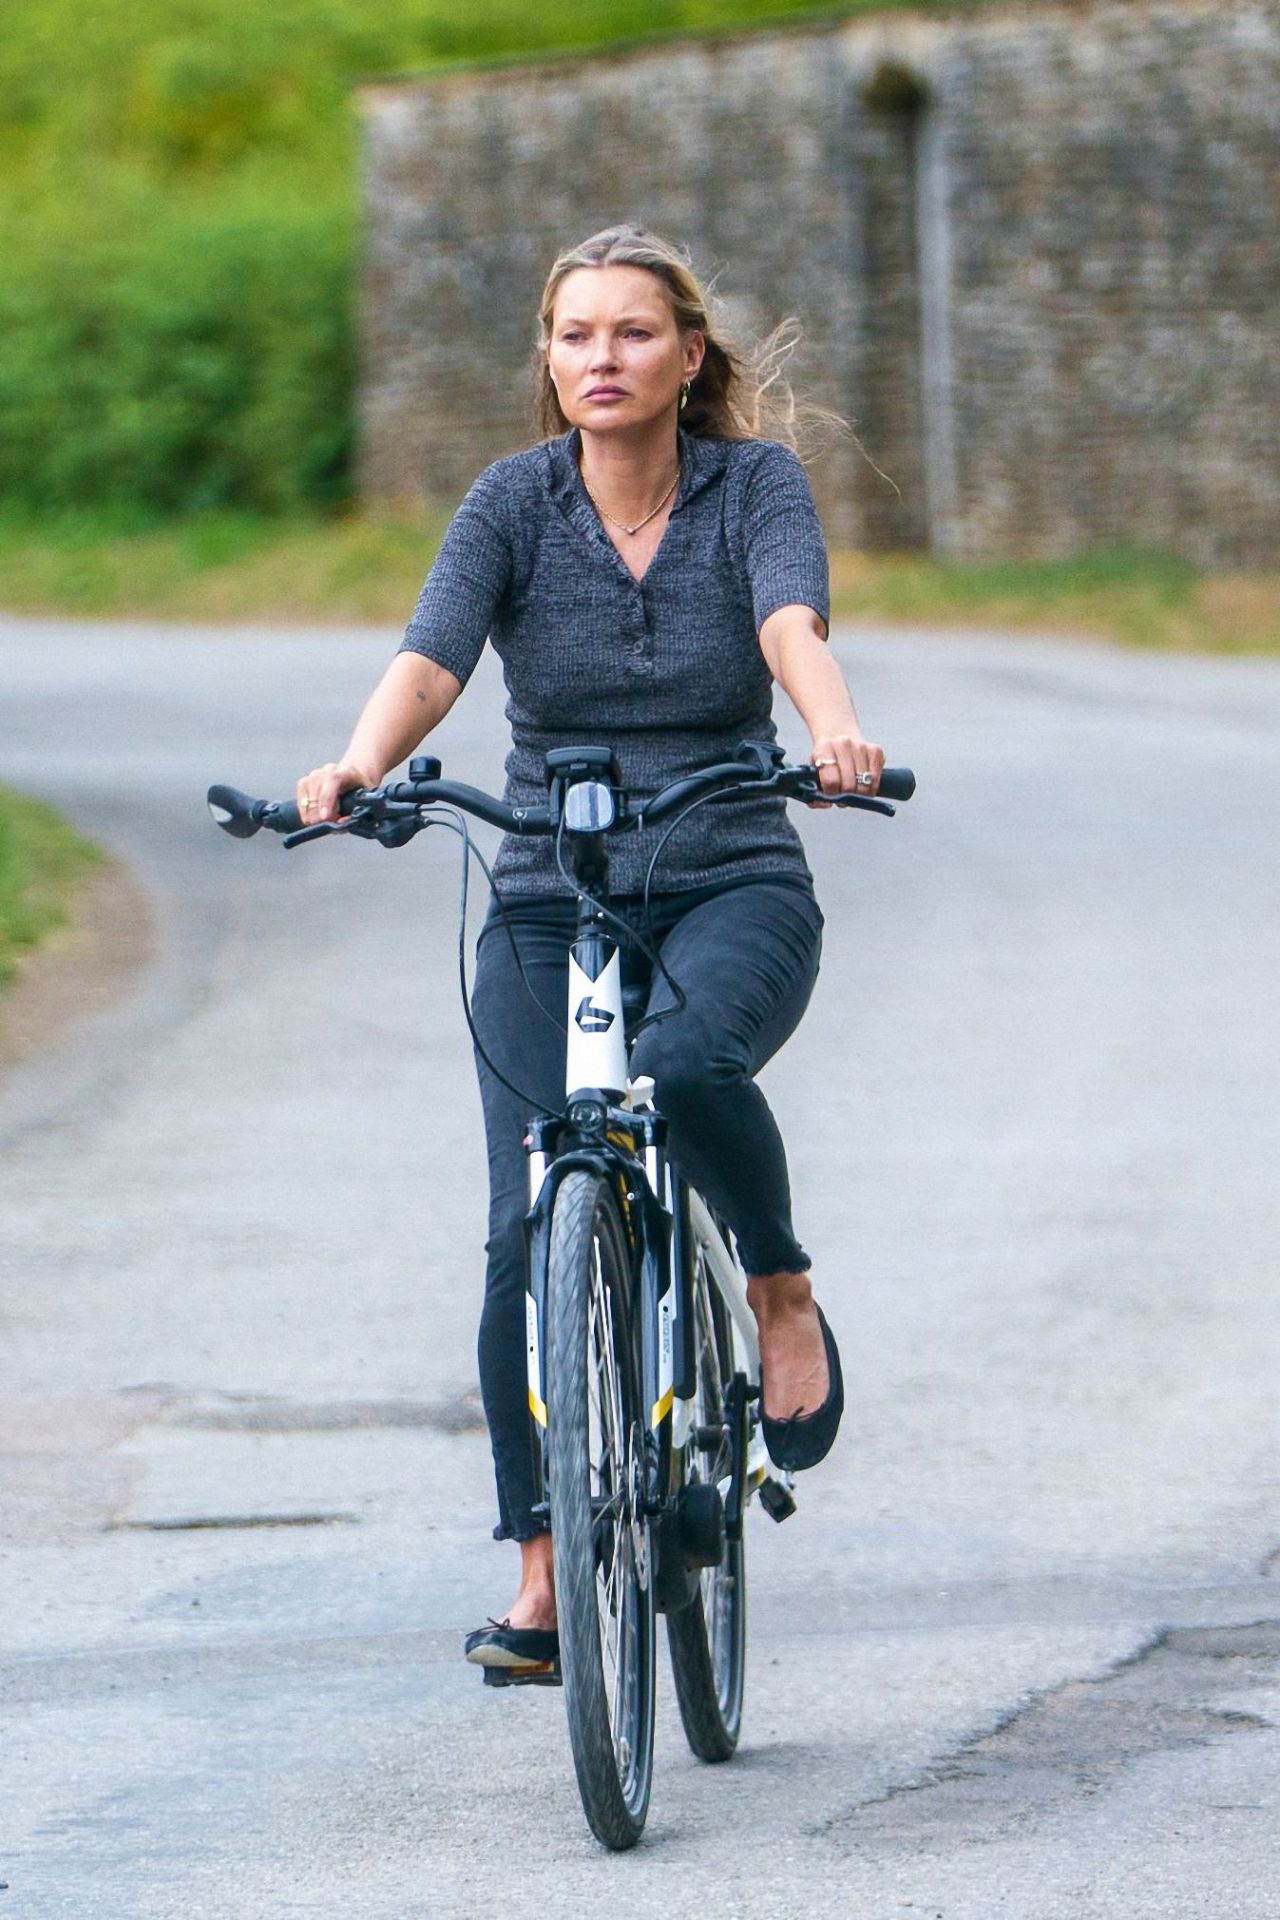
[{"left": 357, "top": 0, "right": 1280, "bottom": 566}]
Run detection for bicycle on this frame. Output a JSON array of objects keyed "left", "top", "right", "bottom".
[{"left": 208, "top": 737, "right": 914, "bottom": 1849}]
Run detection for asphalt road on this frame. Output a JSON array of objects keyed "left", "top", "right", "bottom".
[{"left": 2, "top": 617, "right": 1279, "bottom": 1917}]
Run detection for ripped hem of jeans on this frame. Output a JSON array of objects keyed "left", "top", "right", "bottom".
[
  {"left": 737, "top": 1246, "right": 812, "bottom": 1278},
  {"left": 492, "top": 1519, "right": 551, "bottom": 1543}
]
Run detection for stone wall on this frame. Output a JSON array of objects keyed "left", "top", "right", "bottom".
[{"left": 357, "top": 0, "right": 1280, "bottom": 566}]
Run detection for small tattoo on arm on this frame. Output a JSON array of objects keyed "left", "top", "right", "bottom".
[{"left": 415, "top": 689, "right": 428, "bottom": 703}]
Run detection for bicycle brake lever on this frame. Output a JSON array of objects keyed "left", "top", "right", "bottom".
[
  {"left": 281, "top": 820, "right": 349, "bottom": 849},
  {"left": 822, "top": 794, "right": 896, "bottom": 817},
  {"left": 785, "top": 770, "right": 896, "bottom": 817}
]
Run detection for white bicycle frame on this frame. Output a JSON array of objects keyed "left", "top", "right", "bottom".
[{"left": 524, "top": 801, "right": 773, "bottom": 1486}]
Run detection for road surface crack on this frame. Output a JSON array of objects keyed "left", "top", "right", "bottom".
[
  {"left": 140, "top": 1388, "right": 488, "bottom": 1434},
  {"left": 811, "top": 1621, "right": 1280, "bottom": 1851}
]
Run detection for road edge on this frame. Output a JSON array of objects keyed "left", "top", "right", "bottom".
[{"left": 0, "top": 854, "right": 154, "bottom": 1083}]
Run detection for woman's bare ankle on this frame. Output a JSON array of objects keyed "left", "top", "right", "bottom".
[
  {"left": 747, "top": 1271, "right": 828, "bottom": 1420},
  {"left": 747, "top": 1268, "right": 815, "bottom": 1325},
  {"left": 504, "top": 1588, "right": 557, "bottom": 1631},
  {"left": 504, "top": 1534, "right": 557, "bottom": 1630}
]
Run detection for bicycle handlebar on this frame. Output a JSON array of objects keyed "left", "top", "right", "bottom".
[{"left": 207, "top": 749, "right": 915, "bottom": 849}]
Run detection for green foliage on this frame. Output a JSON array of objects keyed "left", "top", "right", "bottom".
[
  {"left": 0, "top": 786, "right": 103, "bottom": 989},
  {"left": 0, "top": 194, "right": 354, "bottom": 515},
  {"left": 2, "top": 0, "right": 935, "bottom": 520}
]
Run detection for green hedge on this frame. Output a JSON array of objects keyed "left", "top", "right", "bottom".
[{"left": 0, "top": 200, "right": 355, "bottom": 516}]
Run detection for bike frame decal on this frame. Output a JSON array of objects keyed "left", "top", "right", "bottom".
[
  {"left": 651, "top": 1280, "right": 675, "bottom": 1429},
  {"left": 526, "top": 1292, "right": 547, "bottom": 1427},
  {"left": 566, "top": 944, "right": 627, "bottom": 1096}
]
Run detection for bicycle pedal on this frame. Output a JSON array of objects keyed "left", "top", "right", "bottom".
[
  {"left": 482, "top": 1661, "right": 562, "bottom": 1688},
  {"left": 758, "top": 1475, "right": 798, "bottom": 1524}
]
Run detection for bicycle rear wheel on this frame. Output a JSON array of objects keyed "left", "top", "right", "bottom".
[
  {"left": 547, "top": 1170, "right": 656, "bottom": 1849},
  {"left": 666, "top": 1241, "right": 747, "bottom": 1760}
]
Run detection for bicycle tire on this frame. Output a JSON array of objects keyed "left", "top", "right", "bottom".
[
  {"left": 547, "top": 1170, "right": 656, "bottom": 1849},
  {"left": 666, "top": 1242, "right": 747, "bottom": 1761}
]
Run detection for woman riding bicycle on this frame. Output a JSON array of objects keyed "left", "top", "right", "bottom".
[{"left": 295, "top": 225, "right": 886, "bottom": 1674}]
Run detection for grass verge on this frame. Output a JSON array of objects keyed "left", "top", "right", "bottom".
[
  {"left": 0, "top": 506, "right": 449, "bottom": 626},
  {"left": 0, "top": 510, "right": 1276, "bottom": 652},
  {"left": 0, "top": 786, "right": 105, "bottom": 991},
  {"left": 829, "top": 548, "right": 1280, "bottom": 653}
]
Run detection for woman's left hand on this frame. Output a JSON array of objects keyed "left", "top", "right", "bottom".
[{"left": 809, "top": 731, "right": 886, "bottom": 802}]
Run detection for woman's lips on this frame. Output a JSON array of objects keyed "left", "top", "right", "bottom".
[{"left": 585, "top": 388, "right": 627, "bottom": 400}]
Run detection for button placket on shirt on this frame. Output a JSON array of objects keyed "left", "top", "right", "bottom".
[
  {"left": 560, "top": 492, "right": 656, "bottom": 671},
  {"left": 546, "top": 429, "right": 728, "bottom": 678},
  {"left": 630, "top": 580, "right": 656, "bottom": 670}
]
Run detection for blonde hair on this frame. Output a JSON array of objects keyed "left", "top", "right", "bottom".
[{"left": 532, "top": 223, "right": 848, "bottom": 459}]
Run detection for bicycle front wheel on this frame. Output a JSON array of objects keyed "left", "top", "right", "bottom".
[
  {"left": 666, "top": 1241, "right": 747, "bottom": 1760},
  {"left": 547, "top": 1170, "right": 656, "bottom": 1850}
]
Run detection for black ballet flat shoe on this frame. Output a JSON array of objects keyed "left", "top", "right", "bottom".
[
  {"left": 464, "top": 1617, "right": 561, "bottom": 1685},
  {"left": 759, "top": 1303, "right": 844, "bottom": 1473}
]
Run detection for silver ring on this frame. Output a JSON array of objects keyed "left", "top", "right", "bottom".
[{"left": 857, "top": 771, "right": 874, "bottom": 787}]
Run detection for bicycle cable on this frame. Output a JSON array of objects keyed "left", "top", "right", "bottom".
[
  {"left": 406, "top": 800, "right": 572, "bottom": 1043},
  {"left": 550, "top": 811, "right": 691, "bottom": 1031},
  {"left": 416, "top": 805, "right": 562, "bottom": 1120},
  {"left": 628, "top": 782, "right": 752, "bottom": 1041},
  {"left": 409, "top": 770, "right": 784, "bottom": 1101}
]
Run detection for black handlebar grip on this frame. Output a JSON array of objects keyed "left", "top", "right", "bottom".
[
  {"left": 265, "top": 799, "right": 304, "bottom": 833},
  {"left": 207, "top": 785, "right": 266, "bottom": 838},
  {"left": 271, "top": 788, "right": 365, "bottom": 833},
  {"left": 877, "top": 767, "right": 916, "bottom": 802},
  {"left": 207, "top": 786, "right": 357, "bottom": 839}
]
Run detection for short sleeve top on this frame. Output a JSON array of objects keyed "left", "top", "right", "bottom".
[{"left": 398, "top": 426, "right": 829, "bottom": 897}]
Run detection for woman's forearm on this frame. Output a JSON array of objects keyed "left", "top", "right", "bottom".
[
  {"left": 341, "top": 651, "right": 464, "bottom": 785},
  {"left": 759, "top": 606, "right": 862, "bottom": 740},
  {"left": 759, "top": 604, "right": 885, "bottom": 796},
  {"left": 297, "top": 651, "right": 465, "bottom": 821}
]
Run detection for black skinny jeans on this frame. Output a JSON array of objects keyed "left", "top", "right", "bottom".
[{"left": 470, "top": 875, "right": 824, "bottom": 1542}]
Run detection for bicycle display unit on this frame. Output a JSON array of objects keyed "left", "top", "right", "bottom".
[{"left": 208, "top": 738, "right": 915, "bottom": 1849}]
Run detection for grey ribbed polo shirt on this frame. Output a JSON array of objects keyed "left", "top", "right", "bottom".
[{"left": 398, "top": 426, "right": 829, "bottom": 897}]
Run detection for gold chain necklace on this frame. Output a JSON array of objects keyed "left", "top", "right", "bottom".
[{"left": 581, "top": 462, "right": 680, "bottom": 537}]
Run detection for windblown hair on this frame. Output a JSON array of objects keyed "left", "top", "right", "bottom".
[{"left": 532, "top": 223, "right": 849, "bottom": 459}]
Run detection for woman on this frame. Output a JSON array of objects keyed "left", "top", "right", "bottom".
[{"left": 297, "top": 225, "right": 886, "bottom": 1674}]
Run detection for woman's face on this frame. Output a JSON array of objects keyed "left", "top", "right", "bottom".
[{"left": 546, "top": 264, "right": 704, "bottom": 437}]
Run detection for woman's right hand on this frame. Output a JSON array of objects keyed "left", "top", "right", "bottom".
[{"left": 295, "top": 760, "right": 373, "bottom": 825}]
